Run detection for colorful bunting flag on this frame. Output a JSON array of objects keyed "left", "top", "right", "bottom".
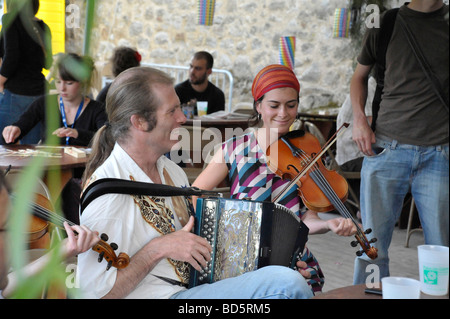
[
  {"left": 333, "top": 8, "right": 352, "bottom": 38},
  {"left": 198, "top": 0, "right": 216, "bottom": 26},
  {"left": 279, "top": 36, "right": 296, "bottom": 70}
]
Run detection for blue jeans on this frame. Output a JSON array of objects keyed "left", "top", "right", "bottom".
[
  {"left": 0, "top": 89, "right": 41, "bottom": 144},
  {"left": 353, "top": 136, "right": 449, "bottom": 284},
  {"left": 171, "top": 266, "right": 313, "bottom": 299}
]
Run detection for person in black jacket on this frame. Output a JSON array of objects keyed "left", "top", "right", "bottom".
[
  {"left": 0, "top": 0, "right": 53, "bottom": 144},
  {"left": 2, "top": 53, "right": 107, "bottom": 146}
]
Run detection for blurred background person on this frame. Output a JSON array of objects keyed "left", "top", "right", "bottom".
[
  {"left": 96, "top": 46, "right": 141, "bottom": 104},
  {"left": 2, "top": 53, "right": 106, "bottom": 146},
  {"left": 2, "top": 52, "right": 107, "bottom": 224},
  {"left": 0, "top": 0, "right": 53, "bottom": 145},
  {"left": 175, "top": 51, "right": 225, "bottom": 115}
]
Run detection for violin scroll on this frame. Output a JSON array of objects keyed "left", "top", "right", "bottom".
[
  {"left": 353, "top": 229, "right": 378, "bottom": 260},
  {"left": 93, "top": 233, "right": 130, "bottom": 270}
]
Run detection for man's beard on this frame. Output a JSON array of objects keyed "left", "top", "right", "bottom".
[{"left": 189, "top": 72, "right": 208, "bottom": 85}]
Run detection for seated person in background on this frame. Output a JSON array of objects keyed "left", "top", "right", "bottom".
[
  {"left": 192, "top": 64, "right": 357, "bottom": 294},
  {"left": 175, "top": 51, "right": 225, "bottom": 114},
  {"left": 335, "top": 76, "right": 376, "bottom": 210},
  {"left": 2, "top": 53, "right": 107, "bottom": 146},
  {"left": 2, "top": 53, "right": 107, "bottom": 224},
  {"left": 96, "top": 46, "right": 141, "bottom": 104},
  {"left": 78, "top": 66, "right": 313, "bottom": 299},
  {"left": 0, "top": 170, "right": 100, "bottom": 299}
]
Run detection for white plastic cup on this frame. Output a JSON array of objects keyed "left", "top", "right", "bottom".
[
  {"left": 417, "top": 245, "right": 449, "bottom": 296},
  {"left": 197, "top": 101, "right": 208, "bottom": 116},
  {"left": 381, "top": 277, "right": 421, "bottom": 299}
]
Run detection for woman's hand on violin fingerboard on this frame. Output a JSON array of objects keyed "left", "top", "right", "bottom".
[
  {"left": 326, "top": 217, "right": 357, "bottom": 237},
  {"left": 62, "top": 222, "right": 100, "bottom": 258}
]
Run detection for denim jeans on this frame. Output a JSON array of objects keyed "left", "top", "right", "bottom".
[
  {"left": 170, "top": 266, "right": 313, "bottom": 299},
  {"left": 353, "top": 135, "right": 449, "bottom": 284},
  {"left": 0, "top": 89, "right": 41, "bottom": 144}
]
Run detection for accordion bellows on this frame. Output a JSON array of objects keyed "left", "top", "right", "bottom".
[{"left": 189, "top": 198, "right": 309, "bottom": 287}]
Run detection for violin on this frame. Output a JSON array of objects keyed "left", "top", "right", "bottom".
[
  {"left": 266, "top": 125, "right": 378, "bottom": 260},
  {"left": 27, "top": 193, "right": 130, "bottom": 270}
]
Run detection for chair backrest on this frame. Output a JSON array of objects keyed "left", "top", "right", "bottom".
[
  {"left": 231, "top": 102, "right": 254, "bottom": 115},
  {"left": 304, "top": 121, "right": 327, "bottom": 146},
  {"left": 303, "top": 121, "right": 336, "bottom": 169},
  {"left": 102, "top": 63, "right": 234, "bottom": 112}
]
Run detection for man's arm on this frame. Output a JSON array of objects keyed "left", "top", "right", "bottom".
[
  {"left": 102, "top": 216, "right": 211, "bottom": 299},
  {"left": 2, "top": 223, "right": 99, "bottom": 298},
  {"left": 350, "top": 63, "right": 376, "bottom": 156}
]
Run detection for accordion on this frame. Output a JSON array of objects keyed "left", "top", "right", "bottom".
[{"left": 189, "top": 197, "right": 309, "bottom": 288}]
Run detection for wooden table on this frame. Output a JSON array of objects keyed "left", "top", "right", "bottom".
[
  {"left": 0, "top": 145, "right": 89, "bottom": 201},
  {"left": 313, "top": 283, "right": 449, "bottom": 299}
]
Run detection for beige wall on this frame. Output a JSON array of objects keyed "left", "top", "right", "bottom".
[{"left": 65, "top": 0, "right": 378, "bottom": 111}]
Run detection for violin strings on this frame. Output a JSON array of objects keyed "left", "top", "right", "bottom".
[
  {"left": 295, "top": 149, "right": 353, "bottom": 219},
  {"left": 294, "top": 150, "right": 367, "bottom": 240},
  {"left": 309, "top": 169, "right": 366, "bottom": 239},
  {"left": 10, "top": 193, "right": 77, "bottom": 229},
  {"left": 31, "top": 202, "right": 77, "bottom": 228}
]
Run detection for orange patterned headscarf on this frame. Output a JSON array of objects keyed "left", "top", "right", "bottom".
[{"left": 251, "top": 64, "right": 300, "bottom": 101}]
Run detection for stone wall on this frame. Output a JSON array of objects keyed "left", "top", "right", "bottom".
[{"left": 64, "top": 0, "right": 406, "bottom": 111}]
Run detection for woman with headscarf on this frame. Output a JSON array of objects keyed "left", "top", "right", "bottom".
[{"left": 193, "top": 64, "right": 357, "bottom": 294}]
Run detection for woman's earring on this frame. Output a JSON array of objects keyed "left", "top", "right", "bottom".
[{"left": 258, "top": 113, "right": 262, "bottom": 121}]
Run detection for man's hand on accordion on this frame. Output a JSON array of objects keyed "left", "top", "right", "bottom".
[{"left": 154, "top": 216, "right": 212, "bottom": 271}]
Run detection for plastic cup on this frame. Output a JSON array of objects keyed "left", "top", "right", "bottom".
[
  {"left": 197, "top": 101, "right": 208, "bottom": 116},
  {"left": 381, "top": 277, "right": 421, "bottom": 299},
  {"left": 417, "top": 245, "right": 449, "bottom": 296}
]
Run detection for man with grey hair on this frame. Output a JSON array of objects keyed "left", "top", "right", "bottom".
[{"left": 78, "top": 66, "right": 313, "bottom": 299}]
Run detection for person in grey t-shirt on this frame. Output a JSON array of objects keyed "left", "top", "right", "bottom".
[{"left": 350, "top": 0, "right": 449, "bottom": 285}]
